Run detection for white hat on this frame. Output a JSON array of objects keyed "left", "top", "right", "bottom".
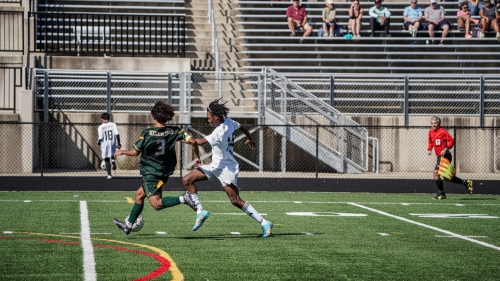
[
  {"left": 430, "top": 0, "right": 437, "bottom": 3},
  {"left": 326, "top": 0, "right": 335, "bottom": 5}
]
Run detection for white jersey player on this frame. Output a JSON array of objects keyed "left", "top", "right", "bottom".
[
  {"left": 182, "top": 98, "right": 273, "bottom": 238},
  {"left": 97, "top": 113, "right": 121, "bottom": 179}
]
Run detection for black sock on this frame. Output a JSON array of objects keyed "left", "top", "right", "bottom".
[
  {"left": 451, "top": 176, "right": 464, "bottom": 185},
  {"left": 105, "top": 158, "right": 111, "bottom": 175},
  {"left": 435, "top": 179, "right": 444, "bottom": 194}
]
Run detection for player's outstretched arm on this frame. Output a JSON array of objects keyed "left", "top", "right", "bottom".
[
  {"left": 115, "top": 149, "right": 140, "bottom": 158},
  {"left": 238, "top": 125, "right": 256, "bottom": 149},
  {"left": 186, "top": 137, "right": 201, "bottom": 167}
]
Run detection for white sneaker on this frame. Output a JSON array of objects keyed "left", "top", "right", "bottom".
[
  {"left": 426, "top": 40, "right": 430, "bottom": 45},
  {"left": 107, "top": 175, "right": 112, "bottom": 180},
  {"left": 323, "top": 32, "right": 328, "bottom": 37},
  {"left": 496, "top": 32, "right": 500, "bottom": 39}
]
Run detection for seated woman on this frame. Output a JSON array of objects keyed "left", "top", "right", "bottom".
[
  {"left": 457, "top": 1, "right": 478, "bottom": 38},
  {"left": 348, "top": 0, "right": 364, "bottom": 37},
  {"left": 322, "top": 0, "right": 338, "bottom": 37},
  {"left": 479, "top": 0, "right": 500, "bottom": 39}
]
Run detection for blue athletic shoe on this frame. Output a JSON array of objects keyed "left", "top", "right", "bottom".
[
  {"left": 261, "top": 221, "right": 273, "bottom": 238},
  {"left": 192, "top": 210, "right": 209, "bottom": 231}
]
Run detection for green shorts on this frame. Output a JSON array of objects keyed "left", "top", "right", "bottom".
[{"left": 142, "top": 175, "right": 169, "bottom": 198}]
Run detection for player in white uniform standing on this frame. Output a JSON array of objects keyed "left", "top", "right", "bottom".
[
  {"left": 97, "top": 113, "right": 121, "bottom": 179},
  {"left": 182, "top": 98, "right": 273, "bottom": 237}
]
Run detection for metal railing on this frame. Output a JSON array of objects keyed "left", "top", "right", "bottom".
[
  {"left": 0, "top": 67, "right": 22, "bottom": 113},
  {"left": 0, "top": 11, "right": 24, "bottom": 52},
  {"left": 34, "top": 69, "right": 182, "bottom": 121},
  {"left": 0, "top": 0, "right": 22, "bottom": 5},
  {"left": 29, "top": 12, "right": 186, "bottom": 56}
]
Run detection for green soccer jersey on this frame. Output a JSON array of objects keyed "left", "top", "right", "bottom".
[{"left": 133, "top": 126, "right": 190, "bottom": 177}]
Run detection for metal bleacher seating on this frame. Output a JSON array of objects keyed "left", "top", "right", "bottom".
[
  {"left": 236, "top": 0, "right": 500, "bottom": 74},
  {"left": 33, "top": 0, "right": 186, "bottom": 56}
]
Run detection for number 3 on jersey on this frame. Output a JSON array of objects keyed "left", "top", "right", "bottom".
[
  {"left": 227, "top": 133, "right": 235, "bottom": 155},
  {"left": 155, "top": 139, "right": 166, "bottom": 156}
]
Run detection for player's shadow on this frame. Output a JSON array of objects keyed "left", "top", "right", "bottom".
[{"left": 129, "top": 233, "right": 321, "bottom": 240}]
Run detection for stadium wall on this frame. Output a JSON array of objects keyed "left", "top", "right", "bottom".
[{"left": 3, "top": 113, "right": 499, "bottom": 176}]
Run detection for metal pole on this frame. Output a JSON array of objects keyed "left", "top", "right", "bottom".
[
  {"left": 316, "top": 125, "right": 319, "bottom": 179},
  {"left": 107, "top": 71, "right": 112, "bottom": 114},
  {"left": 43, "top": 70, "right": 48, "bottom": 123},
  {"left": 258, "top": 73, "right": 264, "bottom": 173},
  {"left": 168, "top": 72, "right": 172, "bottom": 105},
  {"left": 404, "top": 75, "right": 409, "bottom": 127},
  {"left": 453, "top": 127, "right": 456, "bottom": 169},
  {"left": 330, "top": 75, "right": 334, "bottom": 107},
  {"left": 480, "top": 75, "right": 485, "bottom": 127}
]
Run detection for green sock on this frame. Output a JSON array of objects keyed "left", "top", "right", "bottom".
[
  {"left": 127, "top": 203, "right": 144, "bottom": 224},
  {"left": 161, "top": 196, "right": 181, "bottom": 208}
]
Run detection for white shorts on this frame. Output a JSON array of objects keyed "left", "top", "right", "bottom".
[
  {"left": 100, "top": 142, "right": 116, "bottom": 158},
  {"left": 198, "top": 164, "right": 239, "bottom": 187}
]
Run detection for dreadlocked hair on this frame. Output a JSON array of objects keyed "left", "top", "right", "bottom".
[
  {"left": 151, "top": 100, "right": 174, "bottom": 122},
  {"left": 207, "top": 98, "right": 229, "bottom": 119}
]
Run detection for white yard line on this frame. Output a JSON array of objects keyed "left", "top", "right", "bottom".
[
  {"left": 80, "top": 201, "right": 97, "bottom": 281},
  {"left": 349, "top": 202, "right": 500, "bottom": 252}
]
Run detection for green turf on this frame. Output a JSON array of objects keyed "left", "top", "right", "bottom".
[{"left": 0, "top": 191, "right": 499, "bottom": 281}]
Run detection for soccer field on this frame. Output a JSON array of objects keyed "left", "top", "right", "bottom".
[{"left": 1, "top": 191, "right": 499, "bottom": 281}]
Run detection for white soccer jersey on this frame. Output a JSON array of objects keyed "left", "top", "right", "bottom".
[
  {"left": 98, "top": 122, "right": 120, "bottom": 158},
  {"left": 205, "top": 117, "right": 240, "bottom": 169}
]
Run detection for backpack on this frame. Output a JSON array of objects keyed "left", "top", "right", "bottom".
[{"left": 471, "top": 26, "right": 481, "bottom": 37}]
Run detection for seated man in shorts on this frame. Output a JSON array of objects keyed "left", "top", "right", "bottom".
[{"left": 424, "top": 0, "right": 450, "bottom": 44}]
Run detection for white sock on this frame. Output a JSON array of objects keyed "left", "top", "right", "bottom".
[
  {"left": 189, "top": 192, "right": 204, "bottom": 215},
  {"left": 178, "top": 195, "right": 185, "bottom": 204},
  {"left": 242, "top": 202, "right": 266, "bottom": 225}
]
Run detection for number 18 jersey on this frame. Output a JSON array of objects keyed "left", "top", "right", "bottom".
[
  {"left": 98, "top": 122, "right": 119, "bottom": 158},
  {"left": 133, "top": 126, "right": 190, "bottom": 177}
]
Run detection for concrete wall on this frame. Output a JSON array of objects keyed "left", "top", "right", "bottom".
[{"left": 351, "top": 116, "right": 500, "bottom": 174}]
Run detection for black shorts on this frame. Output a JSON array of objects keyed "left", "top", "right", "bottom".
[
  {"left": 435, "top": 152, "right": 452, "bottom": 170},
  {"left": 403, "top": 21, "right": 422, "bottom": 30},
  {"left": 424, "top": 21, "right": 450, "bottom": 30}
]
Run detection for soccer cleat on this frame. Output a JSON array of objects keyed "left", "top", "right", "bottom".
[
  {"left": 261, "top": 221, "right": 274, "bottom": 238},
  {"left": 107, "top": 175, "right": 112, "bottom": 180},
  {"left": 192, "top": 210, "right": 210, "bottom": 231},
  {"left": 113, "top": 218, "right": 131, "bottom": 235},
  {"left": 432, "top": 194, "right": 446, "bottom": 200},
  {"left": 112, "top": 160, "right": 116, "bottom": 170},
  {"left": 182, "top": 191, "right": 197, "bottom": 211},
  {"left": 465, "top": 180, "right": 473, "bottom": 195}
]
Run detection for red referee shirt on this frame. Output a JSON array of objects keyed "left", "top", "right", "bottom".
[{"left": 428, "top": 127, "right": 454, "bottom": 156}]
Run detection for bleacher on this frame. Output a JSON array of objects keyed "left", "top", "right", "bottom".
[
  {"left": 32, "top": 0, "right": 187, "bottom": 56},
  {"left": 236, "top": 0, "right": 500, "bottom": 74}
]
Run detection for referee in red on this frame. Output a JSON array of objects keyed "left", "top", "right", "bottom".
[{"left": 428, "top": 116, "right": 473, "bottom": 200}]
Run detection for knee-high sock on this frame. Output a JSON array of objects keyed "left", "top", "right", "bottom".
[
  {"left": 104, "top": 158, "right": 111, "bottom": 175},
  {"left": 242, "top": 202, "right": 266, "bottom": 225},
  {"left": 451, "top": 176, "right": 465, "bottom": 185},
  {"left": 435, "top": 179, "right": 444, "bottom": 193},
  {"left": 161, "top": 196, "right": 181, "bottom": 208},
  {"left": 189, "top": 192, "right": 204, "bottom": 215},
  {"left": 126, "top": 203, "right": 144, "bottom": 225}
]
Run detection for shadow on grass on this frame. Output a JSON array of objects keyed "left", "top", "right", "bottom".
[
  {"left": 458, "top": 197, "right": 497, "bottom": 201},
  {"left": 129, "top": 233, "right": 322, "bottom": 240}
]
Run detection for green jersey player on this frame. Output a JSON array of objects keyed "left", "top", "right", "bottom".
[{"left": 113, "top": 101, "right": 200, "bottom": 235}]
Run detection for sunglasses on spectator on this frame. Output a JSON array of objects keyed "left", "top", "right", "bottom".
[{"left": 410, "top": 1, "right": 417, "bottom": 3}]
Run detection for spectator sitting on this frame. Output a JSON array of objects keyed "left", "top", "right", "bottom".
[
  {"left": 286, "top": 0, "right": 313, "bottom": 43},
  {"left": 348, "top": 0, "right": 364, "bottom": 37},
  {"left": 457, "top": 1, "right": 478, "bottom": 38},
  {"left": 479, "top": 0, "right": 500, "bottom": 39},
  {"left": 464, "top": 0, "right": 484, "bottom": 16},
  {"left": 322, "top": 0, "right": 338, "bottom": 37},
  {"left": 403, "top": 0, "right": 423, "bottom": 38},
  {"left": 369, "top": 0, "right": 392, "bottom": 37},
  {"left": 424, "top": 0, "right": 450, "bottom": 45}
]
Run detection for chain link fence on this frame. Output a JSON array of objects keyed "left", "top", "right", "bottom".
[{"left": 1, "top": 122, "right": 499, "bottom": 180}]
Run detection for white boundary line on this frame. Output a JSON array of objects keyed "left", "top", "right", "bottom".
[
  {"left": 349, "top": 203, "right": 500, "bottom": 252},
  {"left": 80, "top": 201, "right": 97, "bottom": 281}
]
